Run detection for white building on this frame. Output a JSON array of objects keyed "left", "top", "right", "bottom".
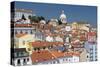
[
  {"left": 46, "top": 35, "right": 54, "bottom": 42},
  {"left": 38, "top": 54, "right": 80, "bottom": 64},
  {"left": 11, "top": 8, "right": 33, "bottom": 24},
  {"left": 15, "top": 9, "right": 32, "bottom": 21},
  {"left": 13, "top": 24, "right": 36, "bottom": 35},
  {"left": 84, "top": 42, "right": 97, "bottom": 61},
  {"left": 65, "top": 25, "right": 71, "bottom": 32},
  {"left": 37, "top": 51, "right": 80, "bottom": 64},
  {"left": 12, "top": 48, "right": 32, "bottom": 66},
  {"left": 58, "top": 55, "right": 80, "bottom": 63}
]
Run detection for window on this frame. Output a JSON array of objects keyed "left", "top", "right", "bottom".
[
  {"left": 68, "top": 59, "right": 71, "bottom": 62},
  {"left": 23, "top": 41, "right": 25, "bottom": 45},
  {"left": 34, "top": 48, "right": 36, "bottom": 51},
  {"left": 95, "top": 55, "right": 97, "bottom": 58},
  {"left": 43, "top": 47, "right": 46, "bottom": 49},
  {"left": 63, "top": 59, "right": 65, "bottom": 61},
  {"left": 27, "top": 58, "right": 29, "bottom": 62},
  {"left": 95, "top": 52, "right": 97, "bottom": 54},
  {"left": 90, "top": 53, "right": 93, "bottom": 55},
  {"left": 17, "top": 59, "right": 21, "bottom": 65},
  {"left": 30, "top": 30, "right": 33, "bottom": 34},
  {"left": 66, "top": 59, "right": 68, "bottom": 61},
  {"left": 90, "top": 48, "right": 93, "bottom": 51},
  {"left": 57, "top": 60, "right": 59, "bottom": 63},
  {"left": 21, "top": 52, "right": 23, "bottom": 56},
  {"left": 95, "top": 59, "right": 97, "bottom": 61},
  {"left": 87, "top": 56, "right": 89, "bottom": 58},
  {"left": 53, "top": 61, "right": 55, "bottom": 64},
  {"left": 23, "top": 59, "right": 26, "bottom": 64}
]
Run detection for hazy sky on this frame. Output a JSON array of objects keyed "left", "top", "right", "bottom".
[{"left": 13, "top": 1, "right": 97, "bottom": 27}]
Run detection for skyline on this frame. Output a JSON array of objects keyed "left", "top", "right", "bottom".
[{"left": 14, "top": 1, "right": 97, "bottom": 27}]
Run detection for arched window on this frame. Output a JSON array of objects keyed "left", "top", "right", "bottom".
[
  {"left": 23, "top": 59, "right": 26, "bottom": 64},
  {"left": 27, "top": 58, "right": 29, "bottom": 62},
  {"left": 43, "top": 47, "right": 46, "bottom": 50},
  {"left": 17, "top": 59, "right": 21, "bottom": 65},
  {"left": 53, "top": 61, "right": 55, "bottom": 64},
  {"left": 34, "top": 48, "right": 36, "bottom": 51}
]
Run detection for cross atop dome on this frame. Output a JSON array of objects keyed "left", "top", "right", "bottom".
[{"left": 62, "top": 10, "right": 64, "bottom": 14}]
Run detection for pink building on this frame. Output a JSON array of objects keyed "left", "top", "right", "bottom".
[{"left": 87, "top": 32, "right": 96, "bottom": 43}]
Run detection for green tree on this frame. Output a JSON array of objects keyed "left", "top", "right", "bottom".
[
  {"left": 30, "top": 16, "right": 45, "bottom": 23},
  {"left": 31, "top": 16, "right": 39, "bottom": 23},
  {"left": 28, "top": 15, "right": 32, "bottom": 20},
  {"left": 38, "top": 16, "right": 45, "bottom": 21}
]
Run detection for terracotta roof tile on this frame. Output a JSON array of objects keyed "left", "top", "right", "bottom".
[
  {"left": 31, "top": 50, "right": 55, "bottom": 63},
  {"left": 88, "top": 32, "right": 96, "bottom": 36},
  {"left": 64, "top": 52, "right": 80, "bottom": 56},
  {"left": 50, "top": 51, "right": 64, "bottom": 58},
  {"left": 15, "top": 24, "right": 33, "bottom": 27},
  {"left": 15, "top": 33, "right": 27, "bottom": 38},
  {"left": 31, "top": 50, "right": 80, "bottom": 63},
  {"left": 32, "top": 41, "right": 64, "bottom": 48}
]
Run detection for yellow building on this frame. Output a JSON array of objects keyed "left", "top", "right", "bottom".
[
  {"left": 15, "top": 34, "right": 35, "bottom": 48},
  {"left": 71, "top": 22, "right": 78, "bottom": 29},
  {"left": 71, "top": 22, "right": 90, "bottom": 32},
  {"left": 14, "top": 34, "right": 35, "bottom": 54}
]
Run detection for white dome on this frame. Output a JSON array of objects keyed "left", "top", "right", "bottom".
[
  {"left": 40, "top": 20, "right": 46, "bottom": 24},
  {"left": 60, "top": 10, "right": 66, "bottom": 19}
]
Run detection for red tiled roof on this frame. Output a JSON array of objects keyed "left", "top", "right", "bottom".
[
  {"left": 31, "top": 50, "right": 55, "bottom": 63},
  {"left": 32, "top": 41, "right": 64, "bottom": 48},
  {"left": 31, "top": 50, "right": 80, "bottom": 63},
  {"left": 50, "top": 51, "right": 64, "bottom": 58},
  {"left": 64, "top": 52, "right": 80, "bottom": 56},
  {"left": 80, "top": 35, "right": 87, "bottom": 41},
  {"left": 88, "top": 32, "right": 96, "bottom": 36},
  {"left": 15, "top": 33, "right": 27, "bottom": 38},
  {"left": 45, "top": 33, "right": 65, "bottom": 37},
  {"left": 15, "top": 24, "right": 33, "bottom": 27}
]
